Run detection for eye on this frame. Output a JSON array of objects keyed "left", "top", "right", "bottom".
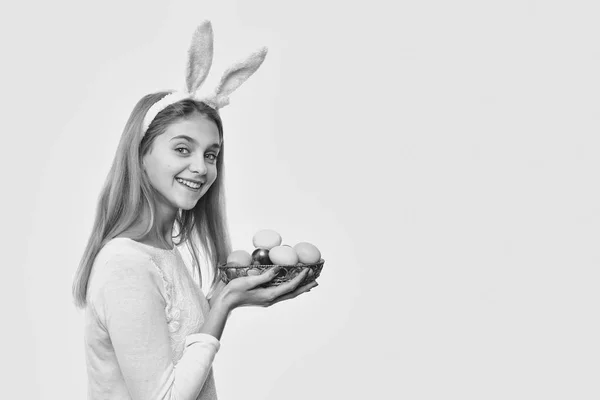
[
  {"left": 175, "top": 147, "right": 190, "bottom": 155},
  {"left": 206, "top": 153, "right": 218, "bottom": 162}
]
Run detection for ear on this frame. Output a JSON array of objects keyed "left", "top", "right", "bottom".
[
  {"left": 186, "top": 20, "right": 214, "bottom": 94},
  {"left": 208, "top": 47, "right": 268, "bottom": 108}
]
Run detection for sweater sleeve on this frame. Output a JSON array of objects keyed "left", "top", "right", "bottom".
[{"left": 91, "top": 252, "right": 220, "bottom": 400}]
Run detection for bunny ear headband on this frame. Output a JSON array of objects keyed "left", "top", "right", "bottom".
[{"left": 142, "top": 20, "right": 268, "bottom": 134}]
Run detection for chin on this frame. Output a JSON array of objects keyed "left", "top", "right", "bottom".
[
  {"left": 178, "top": 200, "right": 200, "bottom": 211},
  {"left": 178, "top": 193, "right": 208, "bottom": 211}
]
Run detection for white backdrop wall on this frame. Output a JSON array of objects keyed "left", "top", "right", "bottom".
[{"left": 2, "top": 1, "right": 599, "bottom": 399}]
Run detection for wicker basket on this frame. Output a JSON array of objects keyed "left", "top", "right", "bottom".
[{"left": 218, "top": 259, "right": 324, "bottom": 287}]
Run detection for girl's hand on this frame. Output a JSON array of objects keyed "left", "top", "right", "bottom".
[
  {"left": 218, "top": 267, "right": 318, "bottom": 311},
  {"left": 207, "top": 279, "right": 227, "bottom": 309}
]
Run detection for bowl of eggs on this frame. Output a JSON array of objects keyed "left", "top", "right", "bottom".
[{"left": 218, "top": 229, "right": 324, "bottom": 287}]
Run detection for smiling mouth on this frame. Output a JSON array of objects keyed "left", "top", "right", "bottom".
[{"left": 176, "top": 178, "right": 202, "bottom": 191}]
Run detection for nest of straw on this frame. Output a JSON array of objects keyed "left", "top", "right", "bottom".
[{"left": 218, "top": 259, "right": 324, "bottom": 287}]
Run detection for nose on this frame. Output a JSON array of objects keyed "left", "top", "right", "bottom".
[{"left": 189, "top": 154, "right": 208, "bottom": 175}]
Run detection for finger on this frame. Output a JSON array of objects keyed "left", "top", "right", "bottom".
[
  {"left": 266, "top": 268, "right": 310, "bottom": 299},
  {"left": 237, "top": 266, "right": 282, "bottom": 289},
  {"left": 271, "top": 281, "right": 318, "bottom": 305},
  {"left": 212, "top": 279, "right": 226, "bottom": 295}
]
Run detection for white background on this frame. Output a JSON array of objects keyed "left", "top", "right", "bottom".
[{"left": 1, "top": 0, "right": 599, "bottom": 399}]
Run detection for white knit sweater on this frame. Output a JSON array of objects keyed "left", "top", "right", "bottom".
[{"left": 84, "top": 237, "right": 219, "bottom": 400}]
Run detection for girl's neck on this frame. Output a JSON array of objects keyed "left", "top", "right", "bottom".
[{"left": 117, "top": 206, "right": 176, "bottom": 250}]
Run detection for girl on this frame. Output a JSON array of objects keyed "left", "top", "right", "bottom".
[{"left": 72, "top": 22, "right": 316, "bottom": 400}]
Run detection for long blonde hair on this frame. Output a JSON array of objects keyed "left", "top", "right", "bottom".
[{"left": 72, "top": 92, "right": 232, "bottom": 308}]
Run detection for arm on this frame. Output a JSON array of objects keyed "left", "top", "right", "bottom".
[
  {"left": 95, "top": 254, "right": 218, "bottom": 400},
  {"left": 200, "top": 266, "right": 319, "bottom": 339},
  {"left": 207, "top": 279, "right": 226, "bottom": 309},
  {"left": 174, "top": 270, "right": 318, "bottom": 395},
  {"left": 94, "top": 257, "right": 316, "bottom": 399}
]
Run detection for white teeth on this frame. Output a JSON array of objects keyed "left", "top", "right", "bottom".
[{"left": 176, "top": 178, "right": 201, "bottom": 189}]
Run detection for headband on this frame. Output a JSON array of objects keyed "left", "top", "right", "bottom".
[{"left": 142, "top": 20, "right": 268, "bottom": 134}]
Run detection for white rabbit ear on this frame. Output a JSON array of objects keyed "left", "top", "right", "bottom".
[
  {"left": 186, "top": 20, "right": 214, "bottom": 94},
  {"left": 208, "top": 47, "right": 268, "bottom": 108}
]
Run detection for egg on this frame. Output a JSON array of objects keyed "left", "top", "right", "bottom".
[
  {"left": 226, "top": 261, "right": 241, "bottom": 267},
  {"left": 269, "top": 245, "right": 299, "bottom": 266},
  {"left": 252, "top": 229, "right": 282, "bottom": 249},
  {"left": 227, "top": 268, "right": 238, "bottom": 279},
  {"left": 293, "top": 242, "right": 321, "bottom": 264},
  {"left": 227, "top": 250, "right": 252, "bottom": 266},
  {"left": 251, "top": 248, "right": 272, "bottom": 265}
]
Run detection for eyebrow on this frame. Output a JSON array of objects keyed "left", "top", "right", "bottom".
[{"left": 170, "top": 135, "right": 221, "bottom": 149}]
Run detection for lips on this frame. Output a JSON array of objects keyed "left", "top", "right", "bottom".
[{"left": 176, "top": 177, "right": 202, "bottom": 190}]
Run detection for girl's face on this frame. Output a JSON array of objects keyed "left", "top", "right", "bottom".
[{"left": 142, "top": 113, "right": 221, "bottom": 214}]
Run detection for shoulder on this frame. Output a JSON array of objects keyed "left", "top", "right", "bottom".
[
  {"left": 87, "top": 238, "right": 164, "bottom": 304},
  {"left": 95, "top": 238, "right": 158, "bottom": 275}
]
